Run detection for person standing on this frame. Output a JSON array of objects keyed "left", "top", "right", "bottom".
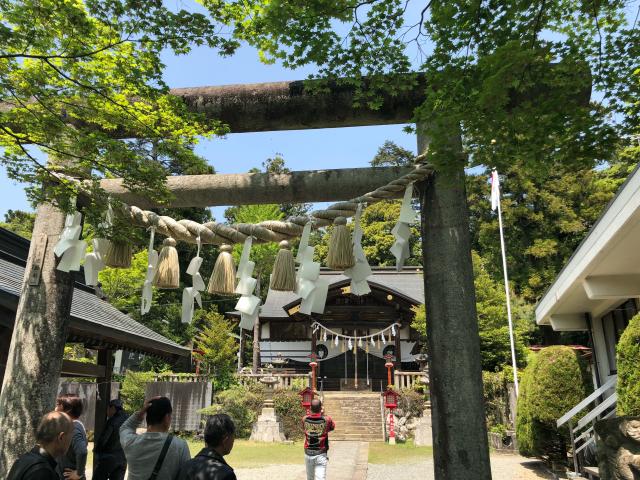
[
  {"left": 93, "top": 399, "right": 127, "bottom": 480},
  {"left": 303, "top": 399, "right": 335, "bottom": 480},
  {"left": 181, "top": 414, "right": 237, "bottom": 480},
  {"left": 54, "top": 395, "right": 87, "bottom": 480},
  {"left": 7, "top": 412, "right": 74, "bottom": 480},
  {"left": 120, "top": 396, "right": 190, "bottom": 480}
]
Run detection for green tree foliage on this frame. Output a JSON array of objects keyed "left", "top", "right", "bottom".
[
  {"left": 616, "top": 312, "right": 640, "bottom": 417},
  {"left": 1, "top": 0, "right": 240, "bottom": 217},
  {"left": 193, "top": 312, "right": 239, "bottom": 389},
  {"left": 370, "top": 141, "right": 415, "bottom": 168},
  {"left": 468, "top": 154, "right": 638, "bottom": 301},
  {"left": 412, "top": 251, "right": 534, "bottom": 371},
  {"left": 119, "top": 370, "right": 156, "bottom": 413},
  {"left": 209, "top": 1, "right": 639, "bottom": 177},
  {"left": 516, "top": 346, "right": 592, "bottom": 464},
  {"left": 0, "top": 210, "right": 35, "bottom": 239}
]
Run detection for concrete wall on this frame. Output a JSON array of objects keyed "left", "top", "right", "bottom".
[{"left": 145, "top": 381, "right": 212, "bottom": 432}]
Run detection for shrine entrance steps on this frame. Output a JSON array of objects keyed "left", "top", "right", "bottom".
[{"left": 321, "top": 391, "right": 384, "bottom": 442}]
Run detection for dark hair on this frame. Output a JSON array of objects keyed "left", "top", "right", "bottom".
[
  {"left": 204, "top": 414, "right": 236, "bottom": 447},
  {"left": 310, "top": 398, "right": 322, "bottom": 414},
  {"left": 36, "top": 412, "right": 73, "bottom": 443},
  {"left": 56, "top": 395, "right": 84, "bottom": 419},
  {"left": 146, "top": 397, "right": 172, "bottom": 426}
]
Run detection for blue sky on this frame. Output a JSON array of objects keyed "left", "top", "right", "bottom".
[{"left": 0, "top": 41, "right": 418, "bottom": 222}]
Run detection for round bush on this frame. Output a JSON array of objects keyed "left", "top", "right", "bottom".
[
  {"left": 398, "top": 389, "right": 426, "bottom": 419},
  {"left": 516, "top": 346, "right": 591, "bottom": 463},
  {"left": 200, "top": 383, "right": 265, "bottom": 438},
  {"left": 617, "top": 312, "right": 640, "bottom": 416}
]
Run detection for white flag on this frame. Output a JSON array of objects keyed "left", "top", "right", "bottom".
[{"left": 490, "top": 169, "right": 500, "bottom": 211}]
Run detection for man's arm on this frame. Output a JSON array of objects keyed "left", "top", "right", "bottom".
[
  {"left": 120, "top": 397, "right": 158, "bottom": 449},
  {"left": 327, "top": 416, "right": 335, "bottom": 432},
  {"left": 119, "top": 413, "right": 142, "bottom": 449}
]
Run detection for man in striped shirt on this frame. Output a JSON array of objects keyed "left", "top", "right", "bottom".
[{"left": 303, "top": 399, "right": 335, "bottom": 480}]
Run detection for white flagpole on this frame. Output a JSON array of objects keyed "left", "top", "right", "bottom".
[{"left": 492, "top": 169, "right": 519, "bottom": 396}]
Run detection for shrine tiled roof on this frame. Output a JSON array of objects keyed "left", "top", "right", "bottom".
[
  {"left": 231, "top": 266, "right": 424, "bottom": 319},
  {"left": 0, "top": 228, "right": 189, "bottom": 358}
]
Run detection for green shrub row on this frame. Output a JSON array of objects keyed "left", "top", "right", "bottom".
[
  {"left": 516, "top": 346, "right": 591, "bottom": 464},
  {"left": 616, "top": 312, "right": 640, "bottom": 417}
]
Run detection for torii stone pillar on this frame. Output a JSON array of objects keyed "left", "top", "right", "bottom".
[
  {"left": 0, "top": 198, "right": 75, "bottom": 474},
  {"left": 417, "top": 125, "right": 491, "bottom": 479}
]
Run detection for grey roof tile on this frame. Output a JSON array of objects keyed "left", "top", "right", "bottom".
[
  {"left": 0, "top": 257, "right": 188, "bottom": 356},
  {"left": 246, "top": 267, "right": 425, "bottom": 319}
]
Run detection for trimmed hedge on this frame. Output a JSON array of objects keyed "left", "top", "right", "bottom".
[
  {"left": 516, "top": 346, "right": 591, "bottom": 463},
  {"left": 273, "top": 389, "right": 306, "bottom": 440},
  {"left": 199, "top": 383, "right": 265, "bottom": 438},
  {"left": 617, "top": 312, "right": 640, "bottom": 416}
]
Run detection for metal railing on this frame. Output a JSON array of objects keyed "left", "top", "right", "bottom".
[{"left": 557, "top": 375, "right": 618, "bottom": 475}]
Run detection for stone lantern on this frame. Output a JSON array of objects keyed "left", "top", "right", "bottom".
[{"left": 249, "top": 367, "right": 285, "bottom": 442}]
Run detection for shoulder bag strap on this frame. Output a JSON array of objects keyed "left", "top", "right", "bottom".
[{"left": 148, "top": 434, "right": 173, "bottom": 480}]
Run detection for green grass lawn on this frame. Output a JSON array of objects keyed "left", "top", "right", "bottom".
[
  {"left": 368, "top": 440, "right": 433, "bottom": 464},
  {"left": 187, "top": 439, "right": 305, "bottom": 468}
]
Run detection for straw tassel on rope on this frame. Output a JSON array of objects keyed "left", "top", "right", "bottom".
[
  {"left": 153, "top": 237, "right": 180, "bottom": 289},
  {"left": 270, "top": 240, "right": 296, "bottom": 291},
  {"left": 208, "top": 244, "right": 236, "bottom": 295},
  {"left": 104, "top": 241, "right": 133, "bottom": 269},
  {"left": 326, "top": 216, "right": 355, "bottom": 270}
]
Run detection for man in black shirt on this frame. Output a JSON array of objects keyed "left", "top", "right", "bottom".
[
  {"left": 7, "top": 411, "right": 74, "bottom": 480},
  {"left": 93, "top": 399, "right": 128, "bottom": 480},
  {"left": 182, "top": 414, "right": 237, "bottom": 480}
]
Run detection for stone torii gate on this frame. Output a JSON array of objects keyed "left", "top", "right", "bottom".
[{"left": 0, "top": 79, "right": 491, "bottom": 479}]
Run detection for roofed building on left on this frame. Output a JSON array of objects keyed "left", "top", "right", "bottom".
[{"left": 0, "top": 226, "right": 191, "bottom": 431}]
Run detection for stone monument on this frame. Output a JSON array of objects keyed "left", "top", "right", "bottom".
[{"left": 594, "top": 416, "right": 640, "bottom": 480}]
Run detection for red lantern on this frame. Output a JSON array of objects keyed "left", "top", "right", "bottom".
[
  {"left": 382, "top": 387, "right": 400, "bottom": 444},
  {"left": 299, "top": 386, "right": 314, "bottom": 414},
  {"left": 382, "top": 387, "right": 399, "bottom": 409}
]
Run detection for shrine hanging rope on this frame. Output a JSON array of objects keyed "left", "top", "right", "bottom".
[
  {"left": 311, "top": 321, "right": 401, "bottom": 341},
  {"left": 121, "top": 161, "right": 433, "bottom": 246}
]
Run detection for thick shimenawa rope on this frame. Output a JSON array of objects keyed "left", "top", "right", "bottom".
[{"left": 121, "top": 162, "right": 433, "bottom": 246}]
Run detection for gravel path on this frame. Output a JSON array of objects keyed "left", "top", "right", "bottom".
[
  {"left": 367, "top": 453, "right": 554, "bottom": 480},
  {"left": 233, "top": 451, "right": 554, "bottom": 480}
]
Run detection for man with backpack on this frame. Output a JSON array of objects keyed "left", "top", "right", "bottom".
[
  {"left": 120, "top": 396, "right": 190, "bottom": 480},
  {"left": 302, "top": 398, "right": 335, "bottom": 480},
  {"left": 7, "top": 411, "right": 74, "bottom": 480}
]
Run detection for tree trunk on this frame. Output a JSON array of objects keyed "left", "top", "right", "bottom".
[
  {"left": 0, "top": 202, "right": 74, "bottom": 476},
  {"left": 417, "top": 127, "right": 492, "bottom": 480}
]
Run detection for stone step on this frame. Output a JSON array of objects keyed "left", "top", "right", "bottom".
[{"left": 331, "top": 434, "right": 383, "bottom": 441}]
